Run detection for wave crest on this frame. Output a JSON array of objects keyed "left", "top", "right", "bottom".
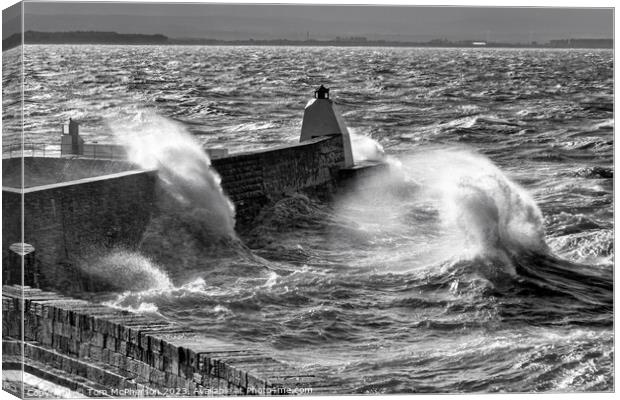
[
  {"left": 404, "top": 148, "right": 548, "bottom": 257},
  {"left": 109, "top": 110, "right": 236, "bottom": 236}
]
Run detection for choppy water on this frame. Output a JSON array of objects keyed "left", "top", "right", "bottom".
[{"left": 3, "top": 45, "right": 614, "bottom": 393}]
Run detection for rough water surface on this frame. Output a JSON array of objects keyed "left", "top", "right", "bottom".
[{"left": 2, "top": 45, "right": 613, "bottom": 393}]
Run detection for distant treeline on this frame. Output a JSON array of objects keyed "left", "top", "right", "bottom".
[
  {"left": 2, "top": 30, "right": 613, "bottom": 51},
  {"left": 3, "top": 30, "right": 169, "bottom": 50},
  {"left": 2, "top": 33, "right": 20, "bottom": 50},
  {"left": 548, "top": 38, "right": 613, "bottom": 48},
  {"left": 168, "top": 37, "right": 614, "bottom": 49}
]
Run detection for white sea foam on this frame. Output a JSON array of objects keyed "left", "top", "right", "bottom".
[
  {"left": 349, "top": 129, "right": 385, "bottom": 164},
  {"left": 102, "top": 298, "right": 161, "bottom": 314}
]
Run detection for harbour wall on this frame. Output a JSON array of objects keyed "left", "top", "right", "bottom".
[
  {"left": 2, "top": 157, "right": 137, "bottom": 188},
  {"left": 2, "top": 135, "right": 347, "bottom": 289},
  {"left": 2, "top": 285, "right": 321, "bottom": 395},
  {"left": 1, "top": 135, "right": 378, "bottom": 395},
  {"left": 2, "top": 169, "right": 158, "bottom": 290},
  {"left": 212, "top": 135, "right": 345, "bottom": 226}
]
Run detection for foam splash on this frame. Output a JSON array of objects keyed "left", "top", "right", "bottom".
[
  {"left": 101, "top": 277, "right": 200, "bottom": 315},
  {"left": 102, "top": 275, "right": 237, "bottom": 315},
  {"left": 109, "top": 110, "right": 236, "bottom": 236},
  {"left": 547, "top": 230, "right": 613, "bottom": 266},
  {"left": 263, "top": 271, "right": 279, "bottom": 288},
  {"left": 349, "top": 129, "right": 385, "bottom": 164},
  {"left": 80, "top": 249, "right": 174, "bottom": 292},
  {"left": 102, "top": 299, "right": 160, "bottom": 314}
]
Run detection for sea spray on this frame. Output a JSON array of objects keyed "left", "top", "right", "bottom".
[
  {"left": 109, "top": 110, "right": 236, "bottom": 236},
  {"left": 78, "top": 249, "right": 174, "bottom": 292},
  {"left": 403, "top": 148, "right": 548, "bottom": 256},
  {"left": 103, "top": 110, "right": 271, "bottom": 290},
  {"left": 349, "top": 129, "right": 386, "bottom": 164},
  {"left": 334, "top": 144, "right": 548, "bottom": 275}
]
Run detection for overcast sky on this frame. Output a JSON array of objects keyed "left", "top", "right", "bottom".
[{"left": 3, "top": 1, "right": 614, "bottom": 43}]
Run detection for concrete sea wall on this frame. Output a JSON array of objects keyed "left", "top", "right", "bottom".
[{"left": 2, "top": 285, "right": 323, "bottom": 395}]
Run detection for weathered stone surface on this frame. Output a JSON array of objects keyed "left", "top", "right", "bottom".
[
  {"left": 212, "top": 135, "right": 345, "bottom": 228},
  {"left": 2, "top": 164, "right": 157, "bottom": 292},
  {"left": 3, "top": 136, "right": 349, "bottom": 292},
  {"left": 3, "top": 282, "right": 322, "bottom": 395}
]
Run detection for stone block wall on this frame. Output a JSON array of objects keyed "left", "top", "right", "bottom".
[
  {"left": 0, "top": 134, "right": 356, "bottom": 396},
  {"left": 2, "top": 170, "right": 157, "bottom": 290},
  {"left": 2, "top": 286, "right": 320, "bottom": 395},
  {"left": 212, "top": 152, "right": 267, "bottom": 227},
  {"left": 1, "top": 190, "right": 21, "bottom": 275},
  {"left": 213, "top": 135, "right": 345, "bottom": 226},
  {"left": 1, "top": 135, "right": 346, "bottom": 288}
]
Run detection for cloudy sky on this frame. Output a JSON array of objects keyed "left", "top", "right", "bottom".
[{"left": 3, "top": 1, "right": 614, "bottom": 43}]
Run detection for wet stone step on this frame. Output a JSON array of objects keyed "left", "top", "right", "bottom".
[{"left": 16, "top": 354, "right": 114, "bottom": 397}]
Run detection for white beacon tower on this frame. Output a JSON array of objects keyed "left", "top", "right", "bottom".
[{"left": 300, "top": 85, "right": 354, "bottom": 168}]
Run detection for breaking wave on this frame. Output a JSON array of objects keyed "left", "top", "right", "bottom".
[
  {"left": 350, "top": 129, "right": 386, "bottom": 163},
  {"left": 335, "top": 143, "right": 611, "bottom": 306},
  {"left": 402, "top": 147, "right": 548, "bottom": 258},
  {"left": 337, "top": 144, "right": 548, "bottom": 268},
  {"left": 109, "top": 110, "right": 236, "bottom": 237}
]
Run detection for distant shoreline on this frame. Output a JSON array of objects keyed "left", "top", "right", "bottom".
[{"left": 2, "top": 31, "right": 613, "bottom": 51}]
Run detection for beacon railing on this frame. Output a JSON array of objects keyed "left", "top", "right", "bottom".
[
  {"left": 2, "top": 142, "right": 62, "bottom": 159},
  {"left": 76, "top": 143, "right": 127, "bottom": 160},
  {"left": 2, "top": 142, "right": 126, "bottom": 160}
]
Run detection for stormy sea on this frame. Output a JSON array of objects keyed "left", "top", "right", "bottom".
[{"left": 2, "top": 45, "right": 613, "bottom": 392}]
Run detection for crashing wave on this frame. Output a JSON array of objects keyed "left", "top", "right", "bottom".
[{"left": 109, "top": 110, "right": 236, "bottom": 237}]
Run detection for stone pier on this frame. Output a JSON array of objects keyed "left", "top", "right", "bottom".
[
  {"left": 2, "top": 285, "right": 332, "bottom": 396},
  {"left": 2, "top": 113, "right": 387, "bottom": 396}
]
